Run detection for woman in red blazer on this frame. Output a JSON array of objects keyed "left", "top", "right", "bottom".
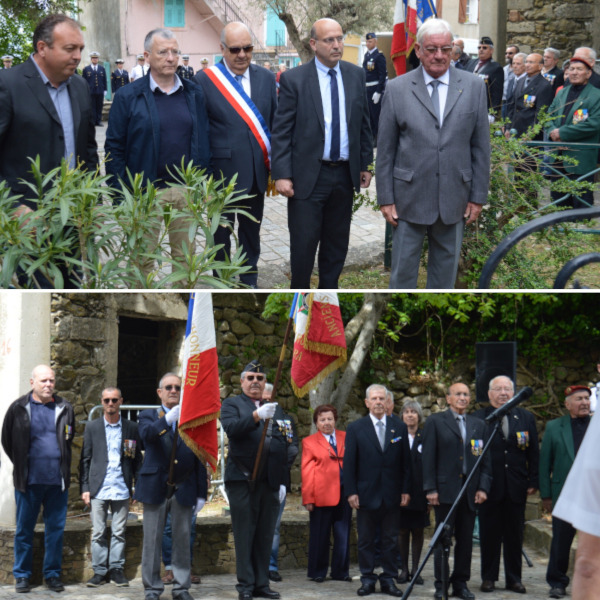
[{"left": 301, "top": 404, "right": 352, "bottom": 583}]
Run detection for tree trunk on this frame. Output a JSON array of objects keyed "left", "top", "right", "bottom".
[{"left": 277, "top": 12, "right": 313, "bottom": 63}]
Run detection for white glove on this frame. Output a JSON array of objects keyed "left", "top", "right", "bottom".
[
  {"left": 165, "top": 404, "right": 180, "bottom": 425},
  {"left": 279, "top": 485, "right": 286, "bottom": 504},
  {"left": 256, "top": 402, "right": 277, "bottom": 420},
  {"left": 372, "top": 91, "right": 381, "bottom": 104},
  {"left": 195, "top": 497, "right": 206, "bottom": 513},
  {"left": 488, "top": 114, "right": 496, "bottom": 124}
]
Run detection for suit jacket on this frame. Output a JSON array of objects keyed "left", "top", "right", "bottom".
[
  {"left": 220, "top": 393, "right": 289, "bottom": 490},
  {"left": 545, "top": 82, "right": 600, "bottom": 175},
  {"left": 0, "top": 57, "right": 98, "bottom": 206},
  {"left": 133, "top": 407, "right": 207, "bottom": 506},
  {"left": 422, "top": 409, "right": 492, "bottom": 512},
  {"left": 508, "top": 73, "right": 554, "bottom": 138},
  {"left": 343, "top": 414, "right": 411, "bottom": 511},
  {"left": 467, "top": 58, "right": 504, "bottom": 112},
  {"left": 301, "top": 429, "right": 346, "bottom": 507},
  {"left": 473, "top": 405, "right": 539, "bottom": 504},
  {"left": 539, "top": 414, "right": 589, "bottom": 506},
  {"left": 271, "top": 58, "right": 373, "bottom": 200},
  {"left": 82, "top": 64, "right": 107, "bottom": 94},
  {"left": 111, "top": 69, "right": 130, "bottom": 93},
  {"left": 376, "top": 65, "right": 490, "bottom": 226},
  {"left": 405, "top": 428, "right": 427, "bottom": 512},
  {"left": 363, "top": 48, "right": 387, "bottom": 94},
  {"left": 194, "top": 63, "right": 277, "bottom": 196},
  {"left": 79, "top": 415, "right": 143, "bottom": 497},
  {"left": 542, "top": 66, "right": 564, "bottom": 94}
]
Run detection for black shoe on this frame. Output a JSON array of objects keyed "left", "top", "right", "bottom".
[
  {"left": 253, "top": 589, "right": 280, "bottom": 599},
  {"left": 412, "top": 575, "right": 424, "bottom": 585},
  {"left": 397, "top": 571, "right": 408, "bottom": 584},
  {"left": 357, "top": 583, "right": 376, "bottom": 596},
  {"left": 434, "top": 591, "right": 444, "bottom": 600},
  {"left": 45, "top": 577, "right": 65, "bottom": 592},
  {"left": 507, "top": 582, "right": 526, "bottom": 594},
  {"left": 86, "top": 573, "right": 107, "bottom": 587},
  {"left": 332, "top": 576, "right": 352, "bottom": 582},
  {"left": 312, "top": 577, "right": 325, "bottom": 583},
  {"left": 381, "top": 582, "right": 403, "bottom": 597},
  {"left": 452, "top": 587, "right": 475, "bottom": 600},
  {"left": 15, "top": 578, "right": 30, "bottom": 593},
  {"left": 239, "top": 593, "right": 253, "bottom": 600},
  {"left": 549, "top": 587, "right": 566, "bottom": 599},
  {"left": 173, "top": 592, "right": 194, "bottom": 600},
  {"left": 109, "top": 569, "right": 129, "bottom": 587},
  {"left": 269, "top": 571, "right": 282, "bottom": 582},
  {"left": 480, "top": 580, "right": 495, "bottom": 592}
]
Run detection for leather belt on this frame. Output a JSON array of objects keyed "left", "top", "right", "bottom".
[{"left": 321, "top": 160, "right": 349, "bottom": 167}]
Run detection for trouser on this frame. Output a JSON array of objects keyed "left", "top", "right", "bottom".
[
  {"left": 91, "top": 93, "right": 104, "bottom": 125},
  {"left": 546, "top": 515, "right": 576, "bottom": 590},
  {"left": 162, "top": 509, "right": 197, "bottom": 567},
  {"left": 14, "top": 485, "right": 68, "bottom": 579},
  {"left": 367, "top": 88, "right": 382, "bottom": 141},
  {"left": 90, "top": 498, "right": 130, "bottom": 575},
  {"left": 269, "top": 494, "right": 286, "bottom": 571}
]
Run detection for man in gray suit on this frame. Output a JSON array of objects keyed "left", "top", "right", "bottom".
[{"left": 376, "top": 18, "right": 490, "bottom": 289}]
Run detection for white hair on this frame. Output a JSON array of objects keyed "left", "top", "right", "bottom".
[{"left": 416, "top": 18, "right": 453, "bottom": 45}]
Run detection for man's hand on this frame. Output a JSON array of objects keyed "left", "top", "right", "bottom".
[
  {"left": 165, "top": 404, "right": 180, "bottom": 426},
  {"left": 380, "top": 204, "right": 398, "bottom": 226},
  {"left": 348, "top": 494, "right": 360, "bottom": 510},
  {"left": 464, "top": 202, "right": 482, "bottom": 225},
  {"left": 81, "top": 492, "right": 90, "bottom": 507},
  {"left": 360, "top": 171, "right": 372, "bottom": 188},
  {"left": 527, "top": 487, "right": 537, "bottom": 496},
  {"left": 195, "top": 497, "right": 206, "bottom": 513},
  {"left": 549, "top": 128, "right": 561, "bottom": 142},
  {"left": 275, "top": 178, "right": 294, "bottom": 197},
  {"left": 426, "top": 491, "right": 439, "bottom": 506},
  {"left": 474, "top": 490, "right": 487, "bottom": 504},
  {"left": 279, "top": 485, "right": 286, "bottom": 504},
  {"left": 542, "top": 498, "right": 553, "bottom": 513},
  {"left": 305, "top": 503, "right": 315, "bottom": 512},
  {"left": 400, "top": 494, "right": 410, "bottom": 507}
]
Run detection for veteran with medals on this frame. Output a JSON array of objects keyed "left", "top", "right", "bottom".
[
  {"left": 422, "top": 382, "right": 492, "bottom": 600},
  {"left": 473, "top": 376, "right": 539, "bottom": 595}
]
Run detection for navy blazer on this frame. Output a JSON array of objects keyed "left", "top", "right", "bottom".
[
  {"left": 82, "top": 64, "right": 107, "bottom": 94},
  {"left": 133, "top": 407, "right": 207, "bottom": 507},
  {"left": 343, "top": 414, "right": 411, "bottom": 511},
  {"left": 194, "top": 63, "right": 277, "bottom": 196}
]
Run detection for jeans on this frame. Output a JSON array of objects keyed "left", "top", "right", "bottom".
[
  {"left": 14, "top": 485, "right": 68, "bottom": 579},
  {"left": 162, "top": 508, "right": 197, "bottom": 567},
  {"left": 269, "top": 495, "right": 286, "bottom": 571},
  {"left": 90, "top": 498, "right": 129, "bottom": 575}
]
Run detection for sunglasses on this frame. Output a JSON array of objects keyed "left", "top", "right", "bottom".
[
  {"left": 245, "top": 374, "right": 265, "bottom": 382},
  {"left": 164, "top": 384, "right": 181, "bottom": 391},
  {"left": 225, "top": 44, "right": 254, "bottom": 55},
  {"left": 478, "top": 45, "right": 490, "bottom": 50},
  {"left": 102, "top": 397, "right": 120, "bottom": 404}
]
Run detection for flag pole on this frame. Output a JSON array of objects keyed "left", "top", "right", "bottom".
[{"left": 250, "top": 293, "right": 299, "bottom": 486}]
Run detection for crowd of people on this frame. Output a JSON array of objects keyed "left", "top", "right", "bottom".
[{"left": 1, "top": 362, "right": 596, "bottom": 600}]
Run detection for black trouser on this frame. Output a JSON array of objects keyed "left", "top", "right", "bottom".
[
  {"left": 288, "top": 162, "right": 353, "bottom": 289},
  {"left": 367, "top": 88, "right": 381, "bottom": 141},
  {"left": 478, "top": 497, "right": 525, "bottom": 585},
  {"left": 546, "top": 515, "right": 576, "bottom": 590},
  {"left": 91, "top": 93, "right": 104, "bottom": 125}
]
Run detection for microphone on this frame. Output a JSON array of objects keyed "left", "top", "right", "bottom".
[{"left": 484, "top": 387, "right": 533, "bottom": 423}]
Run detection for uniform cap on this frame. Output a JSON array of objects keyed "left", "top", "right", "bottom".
[
  {"left": 116, "top": 58, "right": 124, "bottom": 63},
  {"left": 570, "top": 56, "right": 593, "bottom": 70},
  {"left": 201, "top": 58, "right": 209, "bottom": 64},
  {"left": 2, "top": 55, "right": 13, "bottom": 61},
  {"left": 90, "top": 51, "right": 100, "bottom": 57},
  {"left": 243, "top": 360, "right": 265, "bottom": 374},
  {"left": 365, "top": 33, "right": 377, "bottom": 40},
  {"left": 136, "top": 53, "right": 144, "bottom": 60},
  {"left": 565, "top": 385, "right": 591, "bottom": 398},
  {"left": 479, "top": 36, "right": 494, "bottom": 47},
  {"left": 182, "top": 54, "right": 190, "bottom": 60}
]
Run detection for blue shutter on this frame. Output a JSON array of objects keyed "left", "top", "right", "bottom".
[
  {"left": 165, "top": 0, "right": 185, "bottom": 28},
  {"left": 266, "top": 7, "right": 286, "bottom": 46}
]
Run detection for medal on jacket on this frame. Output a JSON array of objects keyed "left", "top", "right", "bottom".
[
  {"left": 123, "top": 439, "right": 137, "bottom": 458},
  {"left": 65, "top": 424, "right": 72, "bottom": 440},
  {"left": 516, "top": 431, "right": 529, "bottom": 448},
  {"left": 524, "top": 94, "right": 536, "bottom": 108},
  {"left": 390, "top": 436, "right": 403, "bottom": 444},
  {"left": 573, "top": 108, "right": 588, "bottom": 124},
  {"left": 470, "top": 439, "right": 483, "bottom": 456},
  {"left": 276, "top": 419, "right": 293, "bottom": 443},
  {"left": 543, "top": 72, "right": 556, "bottom": 84},
  {"left": 477, "top": 73, "right": 489, "bottom": 82},
  {"left": 367, "top": 59, "right": 375, "bottom": 71}
]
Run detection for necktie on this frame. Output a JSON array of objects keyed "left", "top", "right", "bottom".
[
  {"left": 329, "top": 435, "right": 337, "bottom": 454},
  {"left": 457, "top": 415, "right": 466, "bottom": 442},
  {"left": 235, "top": 74, "right": 243, "bottom": 86},
  {"left": 502, "top": 415, "right": 509, "bottom": 438},
  {"left": 430, "top": 80, "right": 441, "bottom": 123},
  {"left": 376, "top": 420, "right": 385, "bottom": 450},
  {"left": 328, "top": 69, "right": 340, "bottom": 161}
]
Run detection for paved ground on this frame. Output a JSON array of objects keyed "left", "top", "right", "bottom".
[
  {"left": 0, "top": 543, "right": 555, "bottom": 599},
  {"left": 95, "top": 125, "right": 387, "bottom": 288}
]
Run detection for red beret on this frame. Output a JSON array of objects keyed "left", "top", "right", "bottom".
[
  {"left": 569, "top": 56, "right": 594, "bottom": 70},
  {"left": 565, "top": 385, "right": 591, "bottom": 397}
]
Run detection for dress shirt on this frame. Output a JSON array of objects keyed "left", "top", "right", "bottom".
[
  {"left": 321, "top": 431, "right": 337, "bottom": 447},
  {"left": 222, "top": 61, "right": 251, "bottom": 97},
  {"left": 315, "top": 57, "right": 349, "bottom": 161},
  {"left": 31, "top": 55, "right": 76, "bottom": 168},
  {"left": 149, "top": 72, "right": 183, "bottom": 96},
  {"left": 423, "top": 68, "right": 450, "bottom": 127},
  {"left": 96, "top": 416, "right": 129, "bottom": 500}
]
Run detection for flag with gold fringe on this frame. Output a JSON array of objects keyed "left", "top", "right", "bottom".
[
  {"left": 291, "top": 292, "right": 347, "bottom": 397},
  {"left": 179, "top": 293, "right": 221, "bottom": 471}
]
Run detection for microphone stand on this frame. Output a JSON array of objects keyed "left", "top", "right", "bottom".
[{"left": 401, "top": 419, "right": 501, "bottom": 600}]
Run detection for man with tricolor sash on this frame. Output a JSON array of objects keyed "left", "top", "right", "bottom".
[{"left": 194, "top": 23, "right": 277, "bottom": 288}]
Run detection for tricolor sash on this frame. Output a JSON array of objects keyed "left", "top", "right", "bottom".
[{"left": 205, "top": 63, "right": 271, "bottom": 170}]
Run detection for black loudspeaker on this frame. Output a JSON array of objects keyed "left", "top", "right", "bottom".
[{"left": 475, "top": 342, "right": 517, "bottom": 404}]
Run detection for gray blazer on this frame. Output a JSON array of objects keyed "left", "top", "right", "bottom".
[{"left": 376, "top": 65, "right": 490, "bottom": 226}]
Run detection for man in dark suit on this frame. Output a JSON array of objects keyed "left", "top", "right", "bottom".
[
  {"left": 135, "top": 373, "right": 207, "bottom": 600},
  {"left": 362, "top": 32, "right": 387, "bottom": 143},
  {"left": 111, "top": 59, "right": 129, "bottom": 94},
  {"left": 82, "top": 51, "right": 107, "bottom": 126},
  {"left": 452, "top": 39, "right": 471, "bottom": 70},
  {"left": 344, "top": 384, "right": 411, "bottom": 597},
  {"left": 542, "top": 48, "right": 564, "bottom": 94},
  {"left": 220, "top": 361, "right": 289, "bottom": 600},
  {"left": 540, "top": 385, "right": 592, "bottom": 599},
  {"left": 79, "top": 387, "right": 143, "bottom": 588},
  {"left": 473, "top": 376, "right": 539, "bottom": 594},
  {"left": 467, "top": 36, "right": 504, "bottom": 115},
  {"left": 422, "top": 382, "right": 492, "bottom": 600},
  {"left": 376, "top": 18, "right": 490, "bottom": 289},
  {"left": 271, "top": 18, "right": 373, "bottom": 289},
  {"left": 194, "top": 22, "right": 277, "bottom": 288}
]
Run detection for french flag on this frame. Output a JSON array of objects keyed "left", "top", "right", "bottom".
[{"left": 179, "top": 293, "right": 221, "bottom": 471}]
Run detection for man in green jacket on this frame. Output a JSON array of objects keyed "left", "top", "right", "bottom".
[
  {"left": 545, "top": 55, "right": 600, "bottom": 208},
  {"left": 539, "top": 385, "right": 592, "bottom": 599}
]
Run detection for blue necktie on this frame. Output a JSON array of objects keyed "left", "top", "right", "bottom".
[
  {"left": 235, "top": 74, "right": 243, "bottom": 86},
  {"left": 328, "top": 69, "right": 340, "bottom": 161},
  {"left": 329, "top": 435, "right": 337, "bottom": 454}
]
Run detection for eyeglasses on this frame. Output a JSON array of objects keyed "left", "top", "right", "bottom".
[
  {"left": 224, "top": 44, "right": 254, "bottom": 55},
  {"left": 318, "top": 36, "right": 344, "bottom": 45},
  {"left": 245, "top": 374, "right": 265, "bottom": 382},
  {"left": 164, "top": 384, "right": 181, "bottom": 391},
  {"left": 154, "top": 49, "right": 181, "bottom": 57},
  {"left": 423, "top": 46, "right": 453, "bottom": 55},
  {"left": 490, "top": 387, "right": 513, "bottom": 393},
  {"left": 102, "top": 397, "right": 120, "bottom": 404},
  {"left": 478, "top": 45, "right": 490, "bottom": 50}
]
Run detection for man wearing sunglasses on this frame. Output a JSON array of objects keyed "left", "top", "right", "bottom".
[
  {"left": 466, "top": 36, "right": 504, "bottom": 116},
  {"left": 135, "top": 373, "right": 208, "bottom": 600},
  {"left": 79, "top": 387, "right": 143, "bottom": 588},
  {"left": 221, "top": 361, "right": 290, "bottom": 600}
]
